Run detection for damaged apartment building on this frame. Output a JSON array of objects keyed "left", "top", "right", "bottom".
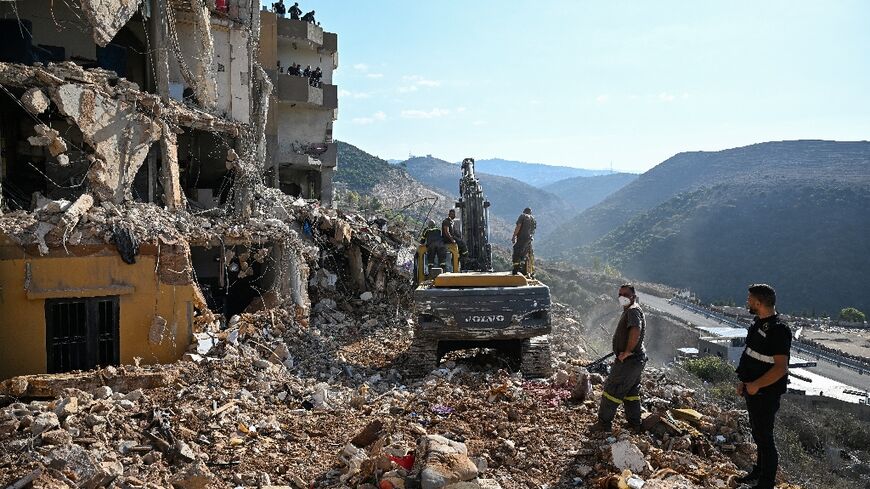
[{"left": 0, "top": 0, "right": 343, "bottom": 379}]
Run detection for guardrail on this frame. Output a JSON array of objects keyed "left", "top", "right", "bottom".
[
  {"left": 668, "top": 298, "right": 750, "bottom": 329},
  {"left": 792, "top": 341, "right": 869, "bottom": 375},
  {"left": 668, "top": 297, "right": 869, "bottom": 375}
]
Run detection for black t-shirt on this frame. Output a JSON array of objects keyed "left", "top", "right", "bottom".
[
  {"left": 441, "top": 217, "right": 456, "bottom": 243},
  {"left": 515, "top": 213, "right": 536, "bottom": 242},
  {"left": 736, "top": 314, "right": 792, "bottom": 395},
  {"left": 612, "top": 305, "right": 646, "bottom": 355}
]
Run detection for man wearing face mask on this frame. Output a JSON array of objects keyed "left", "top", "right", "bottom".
[
  {"left": 590, "top": 283, "right": 647, "bottom": 433},
  {"left": 734, "top": 284, "right": 791, "bottom": 489}
]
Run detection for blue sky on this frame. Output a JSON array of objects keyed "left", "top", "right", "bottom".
[{"left": 263, "top": 1, "right": 870, "bottom": 172}]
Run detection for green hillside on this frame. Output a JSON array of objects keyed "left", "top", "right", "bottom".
[
  {"left": 334, "top": 140, "right": 405, "bottom": 193},
  {"left": 543, "top": 173, "right": 637, "bottom": 213},
  {"left": 542, "top": 140, "right": 870, "bottom": 315}
]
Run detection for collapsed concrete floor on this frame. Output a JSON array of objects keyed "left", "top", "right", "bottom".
[{"left": 0, "top": 267, "right": 810, "bottom": 488}]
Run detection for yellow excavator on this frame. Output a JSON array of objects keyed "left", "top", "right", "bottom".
[{"left": 408, "top": 158, "right": 552, "bottom": 377}]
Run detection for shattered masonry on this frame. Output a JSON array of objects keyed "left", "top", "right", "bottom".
[{"left": 0, "top": 0, "right": 340, "bottom": 379}]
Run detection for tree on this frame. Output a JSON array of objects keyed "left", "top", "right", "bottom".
[{"left": 839, "top": 307, "right": 866, "bottom": 323}]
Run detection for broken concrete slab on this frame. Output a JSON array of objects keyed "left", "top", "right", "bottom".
[
  {"left": 79, "top": 0, "right": 144, "bottom": 47},
  {"left": 0, "top": 368, "right": 176, "bottom": 398},
  {"left": 611, "top": 440, "right": 647, "bottom": 474},
  {"left": 50, "top": 83, "right": 161, "bottom": 203}
]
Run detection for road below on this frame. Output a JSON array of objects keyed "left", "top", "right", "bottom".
[{"left": 641, "top": 294, "right": 870, "bottom": 392}]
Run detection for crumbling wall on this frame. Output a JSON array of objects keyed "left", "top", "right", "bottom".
[{"left": 0, "top": 244, "right": 202, "bottom": 379}]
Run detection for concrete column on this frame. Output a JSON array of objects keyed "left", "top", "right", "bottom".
[
  {"left": 320, "top": 167, "right": 335, "bottom": 208},
  {"left": 149, "top": 0, "right": 171, "bottom": 100}
]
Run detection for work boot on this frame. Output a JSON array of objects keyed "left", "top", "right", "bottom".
[
  {"left": 588, "top": 420, "right": 612, "bottom": 434},
  {"left": 746, "top": 482, "right": 774, "bottom": 489},
  {"left": 735, "top": 468, "right": 760, "bottom": 485},
  {"left": 624, "top": 422, "right": 644, "bottom": 434}
]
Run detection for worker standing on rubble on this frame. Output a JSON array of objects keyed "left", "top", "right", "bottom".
[
  {"left": 511, "top": 207, "right": 535, "bottom": 275},
  {"left": 735, "top": 284, "right": 791, "bottom": 489},
  {"left": 420, "top": 219, "right": 446, "bottom": 273},
  {"left": 590, "top": 283, "right": 646, "bottom": 433}
]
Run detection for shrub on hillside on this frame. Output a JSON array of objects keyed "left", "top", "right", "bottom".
[{"left": 681, "top": 356, "right": 737, "bottom": 384}]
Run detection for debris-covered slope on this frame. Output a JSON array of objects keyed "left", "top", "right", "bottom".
[{"left": 1, "top": 252, "right": 794, "bottom": 488}]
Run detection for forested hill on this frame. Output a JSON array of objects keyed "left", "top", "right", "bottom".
[{"left": 539, "top": 140, "right": 870, "bottom": 314}]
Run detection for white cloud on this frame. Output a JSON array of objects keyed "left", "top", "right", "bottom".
[
  {"left": 455, "top": 107, "right": 467, "bottom": 113},
  {"left": 398, "top": 85, "right": 419, "bottom": 93},
  {"left": 401, "top": 108, "right": 450, "bottom": 119},
  {"left": 595, "top": 94, "right": 609, "bottom": 104},
  {"left": 366, "top": 73, "right": 384, "bottom": 79},
  {"left": 338, "top": 89, "right": 372, "bottom": 99},
  {"left": 353, "top": 63, "right": 369, "bottom": 71},
  {"left": 401, "top": 75, "right": 441, "bottom": 88},
  {"left": 473, "top": 120, "right": 487, "bottom": 126},
  {"left": 658, "top": 92, "right": 676, "bottom": 102},
  {"left": 352, "top": 111, "right": 387, "bottom": 125}
]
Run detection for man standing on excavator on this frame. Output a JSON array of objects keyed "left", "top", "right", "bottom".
[
  {"left": 590, "top": 283, "right": 647, "bottom": 433},
  {"left": 511, "top": 207, "right": 535, "bottom": 275},
  {"left": 442, "top": 209, "right": 467, "bottom": 264}
]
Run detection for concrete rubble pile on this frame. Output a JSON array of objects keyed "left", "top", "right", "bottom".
[{"left": 1, "top": 269, "right": 805, "bottom": 488}]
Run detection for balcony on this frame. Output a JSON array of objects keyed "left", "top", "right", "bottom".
[
  {"left": 269, "top": 72, "right": 338, "bottom": 109},
  {"left": 276, "top": 18, "right": 337, "bottom": 53}
]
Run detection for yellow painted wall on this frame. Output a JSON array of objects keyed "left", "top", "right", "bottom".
[{"left": 0, "top": 243, "right": 199, "bottom": 380}]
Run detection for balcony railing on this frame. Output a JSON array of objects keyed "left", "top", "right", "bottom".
[
  {"left": 276, "top": 18, "right": 337, "bottom": 53},
  {"left": 269, "top": 72, "right": 337, "bottom": 109}
]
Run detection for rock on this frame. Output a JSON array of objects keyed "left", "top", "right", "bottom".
[
  {"left": 360, "top": 291, "right": 374, "bottom": 301},
  {"left": 54, "top": 396, "right": 79, "bottom": 418},
  {"left": 22, "top": 87, "right": 50, "bottom": 114},
  {"left": 477, "top": 480, "right": 503, "bottom": 489},
  {"left": 95, "top": 460, "right": 124, "bottom": 488},
  {"left": 170, "top": 461, "right": 218, "bottom": 489},
  {"left": 92, "top": 386, "right": 113, "bottom": 400},
  {"left": 31, "top": 412, "right": 60, "bottom": 436},
  {"left": 553, "top": 369, "right": 570, "bottom": 385},
  {"left": 418, "top": 434, "right": 479, "bottom": 489},
  {"left": 570, "top": 371, "right": 591, "bottom": 402},
  {"left": 46, "top": 444, "right": 100, "bottom": 487},
  {"left": 611, "top": 440, "right": 646, "bottom": 473},
  {"left": 41, "top": 429, "right": 73, "bottom": 445}
]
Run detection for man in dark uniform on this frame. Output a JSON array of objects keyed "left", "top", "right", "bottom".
[
  {"left": 441, "top": 209, "right": 467, "bottom": 264},
  {"left": 419, "top": 219, "right": 446, "bottom": 273},
  {"left": 735, "top": 284, "right": 791, "bottom": 489},
  {"left": 590, "top": 284, "right": 647, "bottom": 433},
  {"left": 301, "top": 10, "right": 316, "bottom": 23},
  {"left": 511, "top": 207, "right": 536, "bottom": 275},
  {"left": 288, "top": 2, "right": 302, "bottom": 20},
  {"left": 272, "top": 0, "right": 286, "bottom": 17}
]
